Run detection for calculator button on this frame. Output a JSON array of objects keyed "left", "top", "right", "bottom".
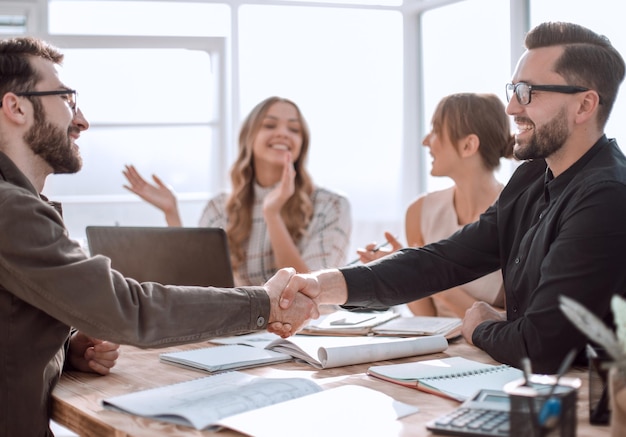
[
  {"left": 468, "top": 421, "right": 486, "bottom": 430},
  {"left": 497, "top": 422, "right": 510, "bottom": 433},
  {"left": 429, "top": 408, "right": 509, "bottom": 436}
]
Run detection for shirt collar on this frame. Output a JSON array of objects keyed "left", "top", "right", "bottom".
[
  {"left": 0, "top": 150, "right": 39, "bottom": 197},
  {"left": 0, "top": 151, "right": 62, "bottom": 215},
  {"left": 545, "top": 134, "right": 610, "bottom": 200}
]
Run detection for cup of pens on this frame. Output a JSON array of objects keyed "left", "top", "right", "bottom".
[{"left": 504, "top": 374, "right": 581, "bottom": 437}]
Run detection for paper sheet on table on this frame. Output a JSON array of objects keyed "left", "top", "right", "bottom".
[{"left": 217, "top": 385, "right": 419, "bottom": 437}]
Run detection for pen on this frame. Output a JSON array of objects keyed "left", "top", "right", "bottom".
[
  {"left": 346, "top": 240, "right": 392, "bottom": 266},
  {"left": 521, "top": 357, "right": 532, "bottom": 386},
  {"left": 538, "top": 349, "right": 577, "bottom": 428}
]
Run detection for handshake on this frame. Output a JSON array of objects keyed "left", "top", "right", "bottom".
[{"left": 263, "top": 267, "right": 348, "bottom": 338}]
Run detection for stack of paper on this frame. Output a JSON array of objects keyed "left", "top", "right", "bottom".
[
  {"left": 371, "top": 316, "right": 462, "bottom": 339},
  {"left": 300, "top": 310, "right": 462, "bottom": 339},
  {"left": 301, "top": 309, "right": 400, "bottom": 335}
]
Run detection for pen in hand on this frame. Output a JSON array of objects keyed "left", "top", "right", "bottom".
[{"left": 346, "top": 240, "right": 392, "bottom": 266}]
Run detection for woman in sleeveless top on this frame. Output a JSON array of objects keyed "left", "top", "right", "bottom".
[{"left": 357, "top": 93, "right": 515, "bottom": 317}]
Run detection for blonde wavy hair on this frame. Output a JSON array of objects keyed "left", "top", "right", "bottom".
[{"left": 225, "top": 97, "right": 314, "bottom": 271}]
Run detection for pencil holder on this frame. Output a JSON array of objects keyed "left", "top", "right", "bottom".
[
  {"left": 504, "top": 375, "right": 580, "bottom": 437},
  {"left": 587, "top": 344, "right": 611, "bottom": 425}
]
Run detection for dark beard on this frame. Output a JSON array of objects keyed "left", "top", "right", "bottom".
[
  {"left": 24, "top": 98, "right": 82, "bottom": 174},
  {"left": 513, "top": 107, "right": 569, "bottom": 161}
]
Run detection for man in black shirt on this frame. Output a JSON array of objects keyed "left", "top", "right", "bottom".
[{"left": 272, "top": 21, "right": 626, "bottom": 374}]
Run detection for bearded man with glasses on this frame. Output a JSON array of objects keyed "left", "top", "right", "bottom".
[
  {"left": 0, "top": 37, "right": 316, "bottom": 436},
  {"left": 273, "top": 21, "right": 626, "bottom": 376}
]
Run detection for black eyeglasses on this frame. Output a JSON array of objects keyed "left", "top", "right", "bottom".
[
  {"left": 0, "top": 89, "right": 78, "bottom": 115},
  {"left": 506, "top": 82, "right": 596, "bottom": 105}
]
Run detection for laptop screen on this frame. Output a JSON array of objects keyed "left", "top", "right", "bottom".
[{"left": 86, "top": 226, "right": 234, "bottom": 288}]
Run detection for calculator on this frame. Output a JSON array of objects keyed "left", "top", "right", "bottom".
[{"left": 426, "top": 389, "right": 510, "bottom": 436}]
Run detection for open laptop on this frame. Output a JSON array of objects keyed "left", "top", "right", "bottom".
[{"left": 86, "top": 226, "right": 234, "bottom": 287}]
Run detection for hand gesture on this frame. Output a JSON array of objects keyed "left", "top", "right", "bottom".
[
  {"left": 265, "top": 268, "right": 320, "bottom": 338},
  {"left": 356, "top": 231, "right": 402, "bottom": 263},
  {"left": 122, "top": 164, "right": 181, "bottom": 226},
  {"left": 263, "top": 152, "right": 296, "bottom": 217},
  {"left": 67, "top": 331, "right": 120, "bottom": 375}
]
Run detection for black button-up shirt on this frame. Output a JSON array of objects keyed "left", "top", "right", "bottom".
[{"left": 341, "top": 136, "right": 626, "bottom": 373}]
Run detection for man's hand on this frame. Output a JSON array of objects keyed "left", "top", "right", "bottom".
[
  {"left": 278, "top": 268, "right": 347, "bottom": 312},
  {"left": 277, "top": 272, "right": 323, "bottom": 311},
  {"left": 461, "top": 301, "right": 506, "bottom": 345},
  {"left": 67, "top": 331, "right": 120, "bottom": 375},
  {"left": 265, "top": 268, "right": 320, "bottom": 338}
]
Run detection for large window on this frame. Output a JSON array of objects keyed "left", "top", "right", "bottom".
[
  {"left": 6, "top": 0, "right": 625, "bottom": 256},
  {"left": 43, "top": 1, "right": 405, "bottom": 255},
  {"left": 43, "top": 45, "right": 219, "bottom": 243},
  {"left": 44, "top": 2, "right": 231, "bottom": 248},
  {"left": 238, "top": 5, "right": 404, "bottom": 250},
  {"left": 420, "top": 0, "right": 513, "bottom": 194}
]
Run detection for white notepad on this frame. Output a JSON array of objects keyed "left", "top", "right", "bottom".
[
  {"left": 160, "top": 344, "right": 292, "bottom": 373},
  {"left": 368, "top": 356, "right": 524, "bottom": 401}
]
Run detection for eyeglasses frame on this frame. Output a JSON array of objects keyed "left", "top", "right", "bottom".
[
  {"left": 0, "top": 89, "right": 78, "bottom": 114},
  {"left": 506, "top": 82, "right": 601, "bottom": 106}
]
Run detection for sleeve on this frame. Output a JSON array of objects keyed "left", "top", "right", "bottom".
[
  {"left": 473, "top": 180, "right": 626, "bottom": 373},
  {"left": 0, "top": 188, "right": 270, "bottom": 348},
  {"left": 299, "top": 190, "right": 352, "bottom": 271},
  {"left": 198, "top": 193, "right": 228, "bottom": 228},
  {"left": 340, "top": 202, "right": 501, "bottom": 309}
]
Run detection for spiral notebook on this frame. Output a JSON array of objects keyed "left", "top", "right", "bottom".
[{"left": 367, "top": 356, "right": 524, "bottom": 402}]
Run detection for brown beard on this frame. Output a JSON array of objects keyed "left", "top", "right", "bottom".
[
  {"left": 23, "top": 97, "right": 82, "bottom": 174},
  {"left": 513, "top": 107, "right": 569, "bottom": 161}
]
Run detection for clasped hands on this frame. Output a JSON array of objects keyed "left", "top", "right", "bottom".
[{"left": 266, "top": 267, "right": 328, "bottom": 338}]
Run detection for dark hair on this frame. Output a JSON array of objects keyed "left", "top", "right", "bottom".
[
  {"left": 0, "top": 37, "right": 63, "bottom": 98},
  {"left": 525, "top": 22, "right": 625, "bottom": 127},
  {"left": 431, "top": 93, "right": 514, "bottom": 170}
]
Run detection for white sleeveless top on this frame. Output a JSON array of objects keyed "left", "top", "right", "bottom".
[{"left": 420, "top": 186, "right": 504, "bottom": 317}]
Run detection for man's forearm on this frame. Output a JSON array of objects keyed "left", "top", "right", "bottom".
[{"left": 314, "top": 269, "right": 349, "bottom": 305}]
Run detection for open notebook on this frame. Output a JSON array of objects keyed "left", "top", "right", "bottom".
[
  {"left": 368, "top": 356, "right": 524, "bottom": 402},
  {"left": 86, "top": 226, "right": 234, "bottom": 287}
]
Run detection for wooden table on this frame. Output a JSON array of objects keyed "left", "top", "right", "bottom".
[{"left": 52, "top": 338, "right": 611, "bottom": 436}]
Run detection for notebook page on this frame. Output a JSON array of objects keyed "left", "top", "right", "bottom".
[
  {"left": 369, "top": 356, "right": 500, "bottom": 380},
  {"left": 419, "top": 364, "right": 524, "bottom": 401}
]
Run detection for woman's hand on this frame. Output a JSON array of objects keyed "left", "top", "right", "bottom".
[
  {"left": 356, "top": 231, "right": 402, "bottom": 263},
  {"left": 122, "top": 164, "right": 182, "bottom": 226},
  {"left": 263, "top": 152, "right": 296, "bottom": 217}
]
